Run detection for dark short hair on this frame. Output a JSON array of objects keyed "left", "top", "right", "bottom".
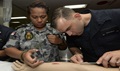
[
  {"left": 51, "top": 7, "right": 75, "bottom": 28},
  {"left": 27, "top": 0, "right": 49, "bottom": 15}
]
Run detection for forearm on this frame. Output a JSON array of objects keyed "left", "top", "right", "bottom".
[
  {"left": 5, "top": 47, "right": 22, "bottom": 59},
  {"left": 0, "top": 50, "right": 6, "bottom": 56},
  {"left": 69, "top": 47, "right": 82, "bottom": 55}
]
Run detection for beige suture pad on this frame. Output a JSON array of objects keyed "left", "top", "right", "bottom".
[{"left": 12, "top": 60, "right": 119, "bottom": 71}]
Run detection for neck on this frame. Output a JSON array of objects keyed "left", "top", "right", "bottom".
[
  {"left": 81, "top": 13, "right": 91, "bottom": 27},
  {"left": 34, "top": 25, "right": 46, "bottom": 31}
]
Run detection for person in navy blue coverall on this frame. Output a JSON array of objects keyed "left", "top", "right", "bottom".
[
  {"left": 52, "top": 7, "right": 120, "bottom": 67},
  {"left": 0, "top": 24, "right": 14, "bottom": 61}
]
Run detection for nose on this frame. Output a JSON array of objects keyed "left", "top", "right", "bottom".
[
  {"left": 37, "top": 17, "right": 42, "bottom": 22},
  {"left": 66, "top": 31, "right": 72, "bottom": 36}
]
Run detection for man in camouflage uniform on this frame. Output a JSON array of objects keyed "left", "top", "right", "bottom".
[{"left": 3, "top": 1, "right": 67, "bottom": 68}]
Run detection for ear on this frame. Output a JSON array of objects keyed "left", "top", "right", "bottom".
[{"left": 74, "top": 13, "right": 81, "bottom": 20}]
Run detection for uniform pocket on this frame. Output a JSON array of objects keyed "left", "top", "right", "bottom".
[{"left": 100, "top": 26, "right": 120, "bottom": 37}]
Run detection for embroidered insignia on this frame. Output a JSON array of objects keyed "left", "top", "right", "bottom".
[{"left": 25, "top": 31, "right": 33, "bottom": 40}]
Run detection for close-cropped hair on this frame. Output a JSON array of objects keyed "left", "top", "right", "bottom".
[
  {"left": 27, "top": 0, "right": 49, "bottom": 15},
  {"left": 51, "top": 7, "right": 75, "bottom": 28}
]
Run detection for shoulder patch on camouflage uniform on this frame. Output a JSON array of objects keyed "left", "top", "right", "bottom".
[
  {"left": 15, "top": 24, "right": 28, "bottom": 30},
  {"left": 25, "top": 31, "right": 33, "bottom": 40}
]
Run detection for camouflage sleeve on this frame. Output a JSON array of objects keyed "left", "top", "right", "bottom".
[{"left": 3, "top": 31, "right": 20, "bottom": 49}]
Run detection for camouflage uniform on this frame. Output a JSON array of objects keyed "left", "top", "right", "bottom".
[{"left": 4, "top": 23, "right": 64, "bottom": 62}]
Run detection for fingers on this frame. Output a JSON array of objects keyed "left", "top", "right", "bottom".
[
  {"left": 97, "top": 51, "right": 120, "bottom": 67},
  {"left": 47, "top": 34, "right": 62, "bottom": 44},
  {"left": 47, "top": 34, "right": 55, "bottom": 44},
  {"left": 15, "top": 60, "right": 23, "bottom": 66},
  {"left": 13, "top": 61, "right": 21, "bottom": 68},
  {"left": 28, "top": 49, "right": 38, "bottom": 54},
  {"left": 70, "top": 57, "right": 79, "bottom": 63},
  {"left": 97, "top": 52, "right": 113, "bottom": 67},
  {"left": 102, "top": 54, "right": 111, "bottom": 67},
  {"left": 12, "top": 60, "right": 30, "bottom": 71},
  {"left": 25, "top": 60, "right": 44, "bottom": 68},
  {"left": 109, "top": 56, "right": 118, "bottom": 67},
  {"left": 24, "top": 49, "right": 38, "bottom": 64},
  {"left": 23, "top": 49, "right": 44, "bottom": 68},
  {"left": 15, "top": 60, "right": 26, "bottom": 70},
  {"left": 70, "top": 54, "right": 83, "bottom": 64},
  {"left": 47, "top": 34, "right": 57, "bottom": 40},
  {"left": 12, "top": 61, "right": 22, "bottom": 71},
  {"left": 76, "top": 54, "right": 83, "bottom": 63},
  {"left": 12, "top": 62, "right": 18, "bottom": 70},
  {"left": 116, "top": 59, "right": 120, "bottom": 66}
]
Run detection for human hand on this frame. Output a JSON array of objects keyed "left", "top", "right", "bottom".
[
  {"left": 23, "top": 49, "right": 44, "bottom": 68},
  {"left": 47, "top": 34, "right": 63, "bottom": 45},
  {"left": 97, "top": 50, "right": 120, "bottom": 67},
  {"left": 12, "top": 60, "right": 37, "bottom": 71},
  {"left": 70, "top": 53, "right": 83, "bottom": 64},
  {"left": 12, "top": 60, "right": 28, "bottom": 71}
]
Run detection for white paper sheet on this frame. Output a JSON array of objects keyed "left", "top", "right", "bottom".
[{"left": 0, "top": 61, "right": 14, "bottom": 71}]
